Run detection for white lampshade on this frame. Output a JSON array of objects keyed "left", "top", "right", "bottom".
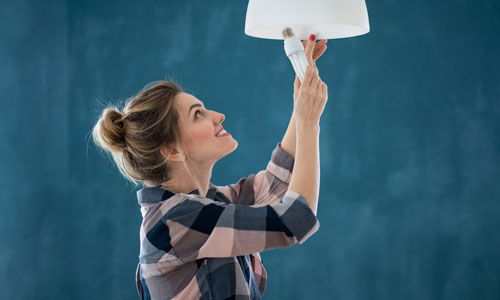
[{"left": 244, "top": 0, "right": 370, "bottom": 40}]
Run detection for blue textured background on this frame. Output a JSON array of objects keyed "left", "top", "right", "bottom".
[{"left": 1, "top": 0, "right": 499, "bottom": 299}]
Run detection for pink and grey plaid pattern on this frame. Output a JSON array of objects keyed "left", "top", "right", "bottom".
[{"left": 135, "top": 142, "right": 320, "bottom": 299}]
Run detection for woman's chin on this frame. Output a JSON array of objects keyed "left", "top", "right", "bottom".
[
  {"left": 224, "top": 138, "right": 238, "bottom": 154},
  {"left": 214, "top": 134, "right": 238, "bottom": 152}
]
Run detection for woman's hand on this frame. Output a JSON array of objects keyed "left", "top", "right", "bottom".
[
  {"left": 302, "top": 38, "right": 328, "bottom": 64},
  {"left": 293, "top": 37, "right": 328, "bottom": 102},
  {"left": 293, "top": 63, "right": 328, "bottom": 127}
]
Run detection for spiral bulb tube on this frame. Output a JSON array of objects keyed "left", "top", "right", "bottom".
[{"left": 282, "top": 27, "right": 310, "bottom": 82}]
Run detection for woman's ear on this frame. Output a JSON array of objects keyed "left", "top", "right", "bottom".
[{"left": 161, "top": 145, "right": 185, "bottom": 162}]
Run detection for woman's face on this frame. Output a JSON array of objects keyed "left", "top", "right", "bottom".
[{"left": 173, "top": 92, "right": 238, "bottom": 164}]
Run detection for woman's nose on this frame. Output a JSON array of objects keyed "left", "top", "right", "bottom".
[{"left": 216, "top": 112, "right": 225, "bottom": 124}]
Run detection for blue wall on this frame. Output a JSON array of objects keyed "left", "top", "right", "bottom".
[{"left": 1, "top": 0, "right": 499, "bottom": 299}]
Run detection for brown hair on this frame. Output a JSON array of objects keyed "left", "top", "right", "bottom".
[{"left": 92, "top": 79, "right": 190, "bottom": 188}]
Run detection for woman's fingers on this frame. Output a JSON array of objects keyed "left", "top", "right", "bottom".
[
  {"left": 315, "top": 44, "right": 327, "bottom": 60},
  {"left": 322, "top": 82, "right": 328, "bottom": 101},
  {"left": 302, "top": 39, "right": 328, "bottom": 62},
  {"left": 312, "top": 65, "right": 320, "bottom": 86},
  {"left": 304, "top": 39, "right": 316, "bottom": 65},
  {"left": 315, "top": 76, "right": 322, "bottom": 92},
  {"left": 304, "top": 64, "right": 315, "bottom": 87},
  {"left": 311, "top": 64, "right": 320, "bottom": 87},
  {"left": 294, "top": 75, "right": 301, "bottom": 89}
]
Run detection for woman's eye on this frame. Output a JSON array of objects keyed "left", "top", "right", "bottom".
[{"left": 195, "top": 109, "right": 203, "bottom": 119}]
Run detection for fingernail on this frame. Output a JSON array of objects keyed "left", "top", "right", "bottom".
[{"left": 309, "top": 34, "right": 316, "bottom": 41}]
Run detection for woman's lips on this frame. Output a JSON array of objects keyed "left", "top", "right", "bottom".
[
  {"left": 216, "top": 131, "right": 230, "bottom": 137},
  {"left": 215, "top": 128, "right": 229, "bottom": 137}
]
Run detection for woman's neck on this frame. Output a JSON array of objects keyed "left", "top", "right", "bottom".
[{"left": 160, "top": 163, "right": 213, "bottom": 197}]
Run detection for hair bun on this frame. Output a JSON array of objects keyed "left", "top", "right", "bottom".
[{"left": 99, "top": 107, "right": 126, "bottom": 153}]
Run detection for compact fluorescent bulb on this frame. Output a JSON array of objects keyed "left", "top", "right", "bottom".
[{"left": 282, "top": 27, "right": 310, "bottom": 83}]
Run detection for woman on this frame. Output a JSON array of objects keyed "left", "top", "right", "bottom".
[{"left": 92, "top": 35, "right": 328, "bottom": 300}]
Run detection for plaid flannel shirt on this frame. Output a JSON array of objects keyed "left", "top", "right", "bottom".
[{"left": 135, "top": 142, "right": 320, "bottom": 299}]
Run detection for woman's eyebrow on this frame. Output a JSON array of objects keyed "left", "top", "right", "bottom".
[{"left": 188, "top": 103, "right": 204, "bottom": 117}]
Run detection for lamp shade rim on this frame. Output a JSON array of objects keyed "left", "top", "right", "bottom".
[{"left": 245, "top": 23, "right": 370, "bottom": 40}]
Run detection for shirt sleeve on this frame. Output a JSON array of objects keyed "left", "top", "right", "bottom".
[
  {"left": 214, "top": 142, "right": 295, "bottom": 206},
  {"left": 145, "top": 189, "right": 319, "bottom": 263}
]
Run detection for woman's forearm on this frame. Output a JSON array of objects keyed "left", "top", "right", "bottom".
[
  {"left": 288, "top": 123, "right": 320, "bottom": 215},
  {"left": 280, "top": 113, "right": 296, "bottom": 158}
]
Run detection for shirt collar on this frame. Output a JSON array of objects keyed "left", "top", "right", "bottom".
[{"left": 136, "top": 183, "right": 218, "bottom": 204}]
